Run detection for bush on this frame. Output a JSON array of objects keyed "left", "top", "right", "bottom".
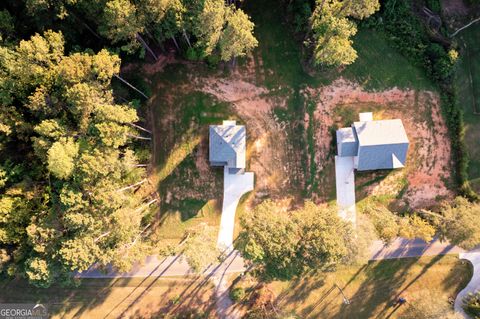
[
  {"left": 185, "top": 47, "right": 201, "bottom": 61},
  {"left": 463, "top": 291, "right": 480, "bottom": 317},
  {"left": 230, "top": 287, "right": 246, "bottom": 302},
  {"left": 206, "top": 53, "right": 221, "bottom": 67}
]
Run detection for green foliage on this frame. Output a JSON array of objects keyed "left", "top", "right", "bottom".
[
  {"left": 463, "top": 291, "right": 480, "bottom": 318},
  {"left": 181, "top": 223, "right": 219, "bottom": 273},
  {"left": 309, "top": 0, "right": 380, "bottom": 67},
  {"left": 99, "top": 0, "right": 144, "bottom": 53},
  {"left": 434, "top": 197, "right": 480, "bottom": 250},
  {"left": 230, "top": 287, "right": 246, "bottom": 302},
  {"left": 238, "top": 200, "right": 357, "bottom": 280},
  {"left": 25, "top": 257, "right": 54, "bottom": 288},
  {"left": 361, "top": 202, "right": 435, "bottom": 243},
  {"left": 47, "top": 138, "right": 79, "bottom": 179},
  {"left": 0, "top": 31, "right": 152, "bottom": 286},
  {"left": 218, "top": 7, "right": 258, "bottom": 61},
  {"left": 377, "top": 0, "right": 476, "bottom": 199},
  {"left": 12, "top": 0, "right": 257, "bottom": 61}
]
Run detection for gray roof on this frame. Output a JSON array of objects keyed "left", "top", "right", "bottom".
[
  {"left": 353, "top": 119, "right": 409, "bottom": 146},
  {"left": 354, "top": 119, "right": 409, "bottom": 171},
  {"left": 357, "top": 143, "right": 408, "bottom": 171},
  {"left": 209, "top": 123, "right": 246, "bottom": 168},
  {"left": 337, "top": 127, "right": 359, "bottom": 157},
  {"left": 337, "top": 118, "right": 409, "bottom": 171}
]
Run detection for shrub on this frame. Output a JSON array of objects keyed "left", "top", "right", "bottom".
[
  {"left": 230, "top": 287, "right": 246, "bottom": 302},
  {"left": 185, "top": 47, "right": 200, "bottom": 61},
  {"left": 463, "top": 291, "right": 480, "bottom": 317}
]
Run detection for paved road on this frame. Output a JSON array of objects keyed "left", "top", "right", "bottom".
[
  {"left": 77, "top": 237, "right": 463, "bottom": 279},
  {"left": 454, "top": 250, "right": 480, "bottom": 318},
  {"left": 335, "top": 155, "right": 356, "bottom": 225},
  {"left": 217, "top": 167, "right": 254, "bottom": 250},
  {"left": 370, "top": 237, "right": 465, "bottom": 260},
  {"left": 76, "top": 250, "right": 246, "bottom": 278}
]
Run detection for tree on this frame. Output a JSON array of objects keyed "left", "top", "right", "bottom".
[
  {"left": 99, "top": 0, "right": 144, "bottom": 54},
  {"left": 238, "top": 200, "right": 357, "bottom": 280},
  {"left": 25, "top": 257, "right": 54, "bottom": 288},
  {"left": 309, "top": 0, "right": 380, "bottom": 66},
  {"left": 0, "top": 31, "right": 152, "bottom": 286},
  {"left": 429, "top": 197, "right": 480, "bottom": 250},
  {"left": 311, "top": 13, "right": 357, "bottom": 67},
  {"left": 362, "top": 202, "right": 435, "bottom": 243},
  {"left": 193, "top": 0, "right": 226, "bottom": 56},
  {"left": 181, "top": 223, "right": 220, "bottom": 273},
  {"left": 218, "top": 6, "right": 258, "bottom": 62},
  {"left": 47, "top": 138, "right": 79, "bottom": 179}
]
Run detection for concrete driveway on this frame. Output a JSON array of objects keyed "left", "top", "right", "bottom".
[
  {"left": 217, "top": 167, "right": 254, "bottom": 251},
  {"left": 335, "top": 155, "right": 356, "bottom": 225},
  {"left": 455, "top": 251, "right": 480, "bottom": 318}
]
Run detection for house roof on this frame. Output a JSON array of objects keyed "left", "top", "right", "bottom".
[
  {"left": 337, "top": 127, "right": 357, "bottom": 144},
  {"left": 353, "top": 119, "right": 409, "bottom": 146},
  {"left": 209, "top": 121, "right": 246, "bottom": 168},
  {"left": 336, "top": 127, "right": 359, "bottom": 157}
]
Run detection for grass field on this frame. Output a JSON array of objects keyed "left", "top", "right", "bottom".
[
  {"left": 344, "top": 29, "right": 435, "bottom": 91},
  {"left": 233, "top": 255, "right": 471, "bottom": 319},
  {"left": 0, "top": 276, "right": 216, "bottom": 318},
  {"left": 455, "top": 23, "right": 480, "bottom": 191}
]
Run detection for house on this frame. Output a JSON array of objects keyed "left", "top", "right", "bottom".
[
  {"left": 209, "top": 120, "right": 246, "bottom": 173},
  {"left": 336, "top": 112, "right": 409, "bottom": 171},
  {"left": 209, "top": 120, "right": 254, "bottom": 250}
]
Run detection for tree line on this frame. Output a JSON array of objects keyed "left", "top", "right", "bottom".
[{"left": 1, "top": 0, "right": 258, "bottom": 63}]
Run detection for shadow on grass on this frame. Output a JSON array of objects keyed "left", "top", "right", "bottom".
[{"left": 332, "top": 258, "right": 418, "bottom": 319}]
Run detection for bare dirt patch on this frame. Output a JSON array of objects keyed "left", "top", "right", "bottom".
[
  {"left": 198, "top": 76, "right": 304, "bottom": 201},
  {"left": 308, "top": 78, "right": 453, "bottom": 209}
]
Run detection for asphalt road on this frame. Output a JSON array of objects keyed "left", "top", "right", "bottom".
[{"left": 77, "top": 237, "right": 464, "bottom": 279}]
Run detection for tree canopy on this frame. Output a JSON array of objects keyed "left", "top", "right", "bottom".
[
  {"left": 4, "top": 0, "right": 257, "bottom": 62},
  {"left": 0, "top": 31, "right": 154, "bottom": 287},
  {"left": 238, "top": 200, "right": 357, "bottom": 280},
  {"left": 309, "top": 0, "right": 380, "bottom": 66}
]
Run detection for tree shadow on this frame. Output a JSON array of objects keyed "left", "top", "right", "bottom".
[{"left": 329, "top": 258, "right": 419, "bottom": 319}]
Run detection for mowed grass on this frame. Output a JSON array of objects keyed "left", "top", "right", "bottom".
[
  {"left": 0, "top": 276, "right": 216, "bottom": 318},
  {"left": 267, "top": 255, "right": 471, "bottom": 319},
  {"left": 455, "top": 23, "right": 480, "bottom": 191},
  {"left": 343, "top": 29, "right": 435, "bottom": 91}
]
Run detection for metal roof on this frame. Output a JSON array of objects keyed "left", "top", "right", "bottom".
[
  {"left": 209, "top": 122, "right": 246, "bottom": 169},
  {"left": 353, "top": 119, "right": 409, "bottom": 146}
]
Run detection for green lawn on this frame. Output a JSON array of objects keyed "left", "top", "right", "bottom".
[
  {"left": 455, "top": 23, "right": 480, "bottom": 191},
  {"left": 343, "top": 29, "right": 435, "bottom": 91}
]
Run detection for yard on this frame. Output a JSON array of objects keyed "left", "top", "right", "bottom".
[
  {"left": 132, "top": 0, "right": 455, "bottom": 249},
  {"left": 231, "top": 255, "right": 472, "bottom": 318},
  {"left": 0, "top": 276, "right": 217, "bottom": 318},
  {"left": 0, "top": 255, "right": 469, "bottom": 319}
]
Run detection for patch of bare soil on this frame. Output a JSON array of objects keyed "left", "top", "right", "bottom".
[
  {"left": 198, "top": 77, "right": 304, "bottom": 201},
  {"left": 308, "top": 79, "right": 453, "bottom": 209},
  {"left": 121, "top": 52, "right": 177, "bottom": 76},
  {"left": 441, "top": 0, "right": 470, "bottom": 17}
]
